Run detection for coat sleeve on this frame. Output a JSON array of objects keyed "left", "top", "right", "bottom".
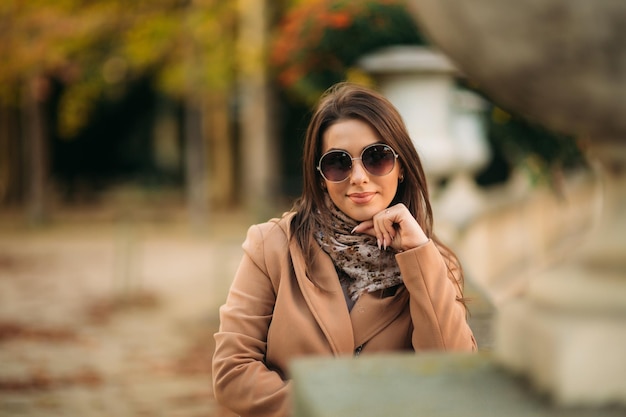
[
  {"left": 212, "top": 224, "right": 292, "bottom": 417},
  {"left": 396, "top": 240, "right": 477, "bottom": 351}
]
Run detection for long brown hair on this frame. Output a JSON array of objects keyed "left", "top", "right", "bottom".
[{"left": 289, "top": 82, "right": 465, "bottom": 298}]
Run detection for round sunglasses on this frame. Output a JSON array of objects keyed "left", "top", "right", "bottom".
[{"left": 317, "top": 143, "right": 399, "bottom": 183}]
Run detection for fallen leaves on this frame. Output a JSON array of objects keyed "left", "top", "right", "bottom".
[
  {"left": 85, "top": 290, "right": 161, "bottom": 324},
  {"left": 0, "top": 321, "right": 81, "bottom": 344},
  {"left": 0, "top": 367, "right": 103, "bottom": 391}
]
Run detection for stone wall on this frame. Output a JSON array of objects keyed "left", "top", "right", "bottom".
[{"left": 439, "top": 169, "right": 598, "bottom": 306}]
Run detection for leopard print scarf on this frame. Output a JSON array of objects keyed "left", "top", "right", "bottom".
[{"left": 314, "top": 200, "right": 403, "bottom": 301}]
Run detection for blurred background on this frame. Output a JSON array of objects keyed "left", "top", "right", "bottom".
[{"left": 0, "top": 0, "right": 595, "bottom": 416}]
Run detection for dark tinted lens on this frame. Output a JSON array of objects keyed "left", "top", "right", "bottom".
[
  {"left": 320, "top": 151, "right": 352, "bottom": 181},
  {"left": 362, "top": 145, "right": 396, "bottom": 176}
]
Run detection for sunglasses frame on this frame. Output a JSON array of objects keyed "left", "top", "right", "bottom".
[{"left": 317, "top": 143, "right": 399, "bottom": 183}]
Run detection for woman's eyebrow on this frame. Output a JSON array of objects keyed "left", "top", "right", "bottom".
[{"left": 324, "top": 143, "right": 386, "bottom": 153}]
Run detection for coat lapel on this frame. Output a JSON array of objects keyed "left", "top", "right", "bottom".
[{"left": 289, "top": 239, "right": 355, "bottom": 355}]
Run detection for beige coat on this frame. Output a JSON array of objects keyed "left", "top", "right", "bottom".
[{"left": 212, "top": 214, "right": 476, "bottom": 417}]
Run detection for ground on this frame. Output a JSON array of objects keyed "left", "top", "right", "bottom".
[{"left": 0, "top": 201, "right": 492, "bottom": 417}]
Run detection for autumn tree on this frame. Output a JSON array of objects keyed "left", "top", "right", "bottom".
[{"left": 0, "top": 0, "right": 236, "bottom": 224}]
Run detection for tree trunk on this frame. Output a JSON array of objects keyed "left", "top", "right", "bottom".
[
  {"left": 0, "top": 102, "right": 22, "bottom": 205},
  {"left": 205, "top": 91, "right": 235, "bottom": 208},
  {"left": 237, "top": 0, "right": 279, "bottom": 221},
  {"left": 22, "top": 76, "right": 50, "bottom": 225},
  {"left": 184, "top": 97, "right": 209, "bottom": 232}
]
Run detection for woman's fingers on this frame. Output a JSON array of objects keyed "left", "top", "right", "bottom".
[
  {"left": 352, "top": 219, "right": 374, "bottom": 235},
  {"left": 354, "top": 203, "right": 428, "bottom": 251},
  {"left": 354, "top": 208, "right": 401, "bottom": 249},
  {"left": 352, "top": 220, "right": 385, "bottom": 249},
  {"left": 378, "top": 209, "right": 398, "bottom": 249}
]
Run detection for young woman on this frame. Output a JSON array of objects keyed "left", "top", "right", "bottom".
[{"left": 212, "top": 82, "right": 476, "bottom": 417}]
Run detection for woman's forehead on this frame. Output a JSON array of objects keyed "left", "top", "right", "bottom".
[{"left": 321, "top": 119, "right": 383, "bottom": 153}]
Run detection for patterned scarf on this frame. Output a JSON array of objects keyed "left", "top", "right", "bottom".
[{"left": 314, "top": 200, "right": 403, "bottom": 301}]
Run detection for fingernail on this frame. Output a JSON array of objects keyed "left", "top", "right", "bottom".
[
  {"left": 351, "top": 226, "right": 358, "bottom": 234},
  {"left": 377, "top": 239, "right": 381, "bottom": 250},
  {"left": 383, "top": 239, "right": 387, "bottom": 250}
]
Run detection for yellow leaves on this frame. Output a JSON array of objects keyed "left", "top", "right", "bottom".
[
  {"left": 57, "top": 80, "right": 101, "bottom": 138},
  {"left": 154, "top": 63, "right": 185, "bottom": 100},
  {"left": 3, "top": 0, "right": 237, "bottom": 137},
  {"left": 102, "top": 56, "right": 128, "bottom": 84},
  {"left": 122, "top": 14, "right": 180, "bottom": 73},
  {"left": 3, "top": 2, "right": 115, "bottom": 83},
  {"left": 492, "top": 106, "right": 512, "bottom": 124},
  {"left": 135, "top": 5, "right": 235, "bottom": 98},
  {"left": 345, "top": 67, "right": 374, "bottom": 88}
]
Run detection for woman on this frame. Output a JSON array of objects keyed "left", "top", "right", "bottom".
[{"left": 212, "top": 82, "right": 476, "bottom": 417}]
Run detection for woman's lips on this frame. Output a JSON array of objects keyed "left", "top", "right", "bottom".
[{"left": 348, "top": 192, "right": 375, "bottom": 204}]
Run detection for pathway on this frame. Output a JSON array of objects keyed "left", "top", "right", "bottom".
[{"left": 0, "top": 206, "right": 492, "bottom": 417}]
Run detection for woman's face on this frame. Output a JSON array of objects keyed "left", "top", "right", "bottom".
[{"left": 320, "top": 118, "right": 401, "bottom": 222}]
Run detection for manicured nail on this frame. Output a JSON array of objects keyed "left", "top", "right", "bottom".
[
  {"left": 351, "top": 226, "right": 358, "bottom": 234},
  {"left": 377, "top": 239, "right": 381, "bottom": 249}
]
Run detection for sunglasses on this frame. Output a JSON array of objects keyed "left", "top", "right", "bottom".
[{"left": 317, "top": 143, "right": 399, "bottom": 183}]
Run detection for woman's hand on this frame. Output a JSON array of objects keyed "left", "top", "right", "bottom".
[{"left": 352, "top": 203, "right": 429, "bottom": 251}]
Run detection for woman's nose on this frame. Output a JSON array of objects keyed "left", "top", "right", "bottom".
[{"left": 350, "top": 159, "right": 369, "bottom": 184}]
